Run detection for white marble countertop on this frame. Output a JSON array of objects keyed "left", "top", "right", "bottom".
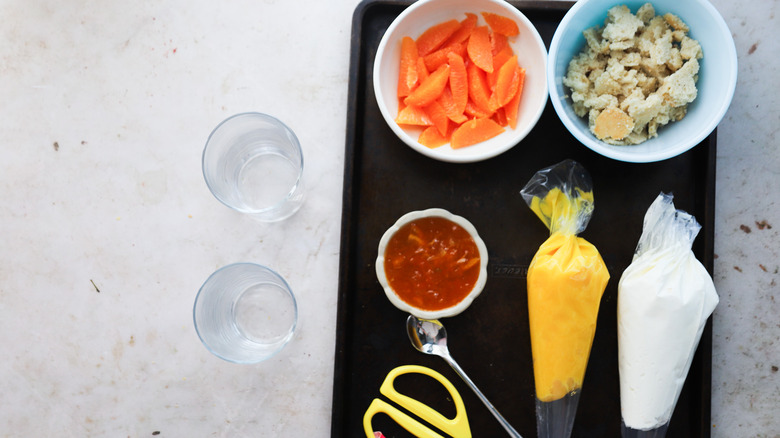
[{"left": 0, "top": 0, "right": 777, "bottom": 436}]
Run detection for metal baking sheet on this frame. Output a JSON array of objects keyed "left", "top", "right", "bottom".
[{"left": 332, "top": 1, "right": 715, "bottom": 436}]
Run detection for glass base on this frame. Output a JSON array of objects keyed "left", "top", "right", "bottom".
[
  {"left": 535, "top": 391, "right": 581, "bottom": 438},
  {"left": 621, "top": 420, "right": 669, "bottom": 438}
]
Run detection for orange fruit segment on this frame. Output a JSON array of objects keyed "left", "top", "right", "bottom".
[
  {"left": 447, "top": 52, "right": 468, "bottom": 119},
  {"left": 467, "top": 26, "right": 493, "bottom": 73},
  {"left": 416, "top": 57, "right": 429, "bottom": 83},
  {"left": 418, "top": 126, "right": 449, "bottom": 148},
  {"left": 438, "top": 87, "right": 469, "bottom": 124},
  {"left": 490, "top": 55, "right": 521, "bottom": 111},
  {"left": 404, "top": 63, "right": 450, "bottom": 107},
  {"left": 395, "top": 104, "right": 433, "bottom": 126},
  {"left": 492, "top": 107, "right": 508, "bottom": 126},
  {"left": 467, "top": 62, "right": 493, "bottom": 116},
  {"left": 451, "top": 117, "right": 505, "bottom": 149},
  {"left": 487, "top": 45, "right": 514, "bottom": 91},
  {"left": 398, "top": 36, "right": 419, "bottom": 98},
  {"left": 482, "top": 12, "right": 520, "bottom": 36},
  {"left": 445, "top": 13, "right": 478, "bottom": 46},
  {"left": 395, "top": 12, "right": 526, "bottom": 149},
  {"left": 416, "top": 19, "right": 461, "bottom": 56},
  {"left": 423, "top": 42, "right": 465, "bottom": 72},
  {"left": 505, "top": 68, "right": 525, "bottom": 129},
  {"left": 424, "top": 99, "right": 450, "bottom": 137},
  {"left": 464, "top": 99, "right": 493, "bottom": 119},
  {"left": 490, "top": 31, "right": 509, "bottom": 56}
]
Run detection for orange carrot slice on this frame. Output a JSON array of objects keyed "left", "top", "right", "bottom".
[
  {"left": 481, "top": 12, "right": 520, "bottom": 36},
  {"left": 418, "top": 126, "right": 449, "bottom": 148},
  {"left": 416, "top": 19, "right": 461, "bottom": 56},
  {"left": 424, "top": 100, "right": 450, "bottom": 136},
  {"left": 467, "top": 26, "right": 493, "bottom": 73},
  {"left": 398, "top": 36, "right": 419, "bottom": 98},
  {"left": 503, "top": 67, "right": 525, "bottom": 129},
  {"left": 395, "top": 105, "right": 433, "bottom": 126},
  {"left": 451, "top": 117, "right": 505, "bottom": 148},
  {"left": 404, "top": 64, "right": 450, "bottom": 107},
  {"left": 467, "top": 62, "right": 493, "bottom": 115},
  {"left": 423, "top": 42, "right": 464, "bottom": 72},
  {"left": 490, "top": 55, "right": 520, "bottom": 111},
  {"left": 447, "top": 52, "right": 468, "bottom": 118}
]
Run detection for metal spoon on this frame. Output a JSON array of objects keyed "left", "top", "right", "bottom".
[{"left": 406, "top": 314, "right": 523, "bottom": 438}]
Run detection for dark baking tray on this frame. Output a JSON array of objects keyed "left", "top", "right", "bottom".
[{"left": 332, "top": 1, "right": 716, "bottom": 437}]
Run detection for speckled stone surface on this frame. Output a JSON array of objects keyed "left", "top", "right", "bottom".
[
  {"left": 709, "top": 1, "right": 780, "bottom": 435},
  {"left": 0, "top": 0, "right": 776, "bottom": 437}
]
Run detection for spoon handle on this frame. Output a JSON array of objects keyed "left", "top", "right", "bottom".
[{"left": 443, "top": 355, "right": 524, "bottom": 438}]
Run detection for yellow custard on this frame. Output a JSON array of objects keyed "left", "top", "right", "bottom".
[{"left": 526, "top": 187, "right": 610, "bottom": 402}]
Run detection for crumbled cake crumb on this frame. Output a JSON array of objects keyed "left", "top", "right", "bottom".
[{"left": 562, "top": 3, "right": 702, "bottom": 145}]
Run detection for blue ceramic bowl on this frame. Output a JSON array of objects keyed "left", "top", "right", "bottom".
[{"left": 548, "top": 0, "right": 737, "bottom": 163}]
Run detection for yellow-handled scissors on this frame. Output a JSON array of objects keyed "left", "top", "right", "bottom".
[{"left": 363, "top": 365, "right": 471, "bottom": 438}]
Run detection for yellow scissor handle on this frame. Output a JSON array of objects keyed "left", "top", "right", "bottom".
[
  {"left": 363, "top": 365, "right": 471, "bottom": 438},
  {"left": 363, "top": 398, "right": 446, "bottom": 438}
]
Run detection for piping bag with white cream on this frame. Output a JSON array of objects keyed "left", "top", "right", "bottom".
[
  {"left": 618, "top": 193, "right": 718, "bottom": 437},
  {"left": 521, "top": 160, "right": 610, "bottom": 438}
]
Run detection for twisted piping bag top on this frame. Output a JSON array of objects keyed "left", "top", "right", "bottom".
[
  {"left": 522, "top": 159, "right": 594, "bottom": 236},
  {"left": 521, "top": 159, "right": 610, "bottom": 402}
]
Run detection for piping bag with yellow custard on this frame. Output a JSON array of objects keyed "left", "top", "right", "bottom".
[{"left": 520, "top": 160, "right": 610, "bottom": 438}]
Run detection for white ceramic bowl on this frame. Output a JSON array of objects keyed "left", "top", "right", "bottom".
[
  {"left": 374, "top": 0, "right": 548, "bottom": 163},
  {"left": 376, "top": 208, "right": 488, "bottom": 319},
  {"left": 548, "top": 0, "right": 737, "bottom": 163}
]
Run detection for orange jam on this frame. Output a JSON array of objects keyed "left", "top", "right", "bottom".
[{"left": 383, "top": 216, "right": 480, "bottom": 311}]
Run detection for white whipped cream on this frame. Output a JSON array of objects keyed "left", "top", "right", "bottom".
[{"left": 617, "top": 193, "right": 719, "bottom": 431}]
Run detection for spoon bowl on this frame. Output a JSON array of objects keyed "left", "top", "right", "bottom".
[
  {"left": 407, "top": 316, "right": 448, "bottom": 356},
  {"left": 406, "top": 315, "right": 523, "bottom": 438}
]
